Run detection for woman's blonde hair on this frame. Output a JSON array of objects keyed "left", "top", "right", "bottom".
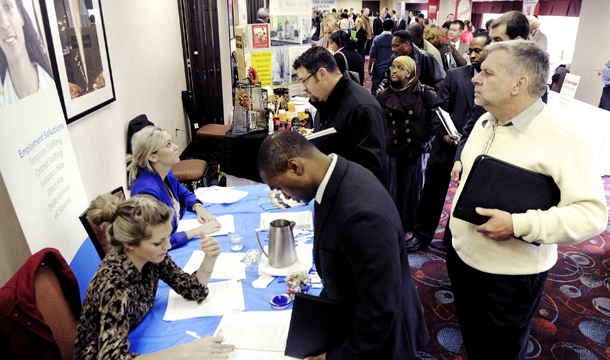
[
  {"left": 126, "top": 126, "right": 167, "bottom": 186},
  {"left": 359, "top": 15, "right": 373, "bottom": 39},
  {"left": 425, "top": 25, "right": 445, "bottom": 48},
  {"left": 321, "top": 17, "right": 339, "bottom": 33},
  {"left": 88, "top": 194, "right": 174, "bottom": 250}
]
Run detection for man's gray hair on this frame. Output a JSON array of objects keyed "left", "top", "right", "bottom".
[
  {"left": 257, "top": 8, "right": 269, "bottom": 20},
  {"left": 486, "top": 40, "right": 549, "bottom": 98}
]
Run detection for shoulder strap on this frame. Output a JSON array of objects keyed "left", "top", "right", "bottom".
[{"left": 337, "top": 51, "right": 350, "bottom": 71}]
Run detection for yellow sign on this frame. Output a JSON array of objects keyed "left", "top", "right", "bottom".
[{"left": 251, "top": 51, "right": 272, "bottom": 87}]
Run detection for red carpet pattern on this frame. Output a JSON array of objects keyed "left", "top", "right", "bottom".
[{"left": 410, "top": 177, "right": 610, "bottom": 359}]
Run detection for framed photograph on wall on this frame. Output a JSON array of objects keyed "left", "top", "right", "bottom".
[
  {"left": 0, "top": 0, "right": 55, "bottom": 110},
  {"left": 228, "top": 0, "right": 235, "bottom": 39},
  {"left": 40, "top": 0, "right": 115, "bottom": 123}
]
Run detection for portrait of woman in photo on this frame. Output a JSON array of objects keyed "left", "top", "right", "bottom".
[{"left": 0, "top": 0, "right": 54, "bottom": 109}]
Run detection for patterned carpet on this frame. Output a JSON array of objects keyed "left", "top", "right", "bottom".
[{"left": 410, "top": 176, "right": 610, "bottom": 359}]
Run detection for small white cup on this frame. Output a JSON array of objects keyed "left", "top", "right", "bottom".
[{"left": 228, "top": 227, "right": 245, "bottom": 251}]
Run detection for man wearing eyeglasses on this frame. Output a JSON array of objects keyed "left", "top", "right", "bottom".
[{"left": 292, "top": 46, "right": 387, "bottom": 184}]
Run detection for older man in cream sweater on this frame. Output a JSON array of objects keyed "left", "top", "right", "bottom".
[{"left": 447, "top": 40, "right": 608, "bottom": 360}]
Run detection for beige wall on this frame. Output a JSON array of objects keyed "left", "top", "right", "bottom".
[
  {"left": 0, "top": 174, "right": 31, "bottom": 287},
  {"left": 0, "top": 0, "right": 233, "bottom": 283},
  {"left": 570, "top": 0, "right": 610, "bottom": 106},
  {"left": 439, "top": 0, "right": 456, "bottom": 23}
]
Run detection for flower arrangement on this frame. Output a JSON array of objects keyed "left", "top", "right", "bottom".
[{"left": 248, "top": 66, "right": 260, "bottom": 85}]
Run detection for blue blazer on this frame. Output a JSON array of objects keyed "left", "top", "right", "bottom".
[{"left": 131, "top": 168, "right": 202, "bottom": 248}]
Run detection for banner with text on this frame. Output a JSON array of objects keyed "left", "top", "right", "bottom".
[
  {"left": 455, "top": 0, "right": 472, "bottom": 21},
  {"left": 0, "top": 91, "right": 89, "bottom": 262},
  {"left": 313, "top": 0, "right": 338, "bottom": 11},
  {"left": 428, "top": 0, "right": 440, "bottom": 20}
]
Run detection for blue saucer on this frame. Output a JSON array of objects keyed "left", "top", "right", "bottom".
[{"left": 270, "top": 294, "right": 292, "bottom": 310}]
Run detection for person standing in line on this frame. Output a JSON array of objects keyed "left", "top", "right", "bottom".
[
  {"left": 447, "top": 40, "right": 607, "bottom": 360},
  {"left": 595, "top": 59, "right": 610, "bottom": 111},
  {"left": 377, "top": 56, "right": 436, "bottom": 233}
]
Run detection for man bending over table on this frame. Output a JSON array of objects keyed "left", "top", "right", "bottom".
[{"left": 258, "top": 131, "right": 429, "bottom": 360}]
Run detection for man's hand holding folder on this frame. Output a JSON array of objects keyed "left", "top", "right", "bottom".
[{"left": 474, "top": 207, "right": 514, "bottom": 241}]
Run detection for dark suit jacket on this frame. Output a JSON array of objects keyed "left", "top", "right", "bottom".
[
  {"left": 445, "top": 40, "right": 469, "bottom": 56},
  {"left": 314, "top": 156, "right": 429, "bottom": 359},
  {"left": 393, "top": 19, "right": 406, "bottom": 33},
  {"left": 431, "top": 65, "right": 485, "bottom": 163},
  {"left": 373, "top": 17, "right": 383, "bottom": 36}
]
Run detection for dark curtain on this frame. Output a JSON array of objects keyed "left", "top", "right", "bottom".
[
  {"left": 470, "top": 0, "right": 581, "bottom": 17},
  {"left": 405, "top": 3, "right": 428, "bottom": 12},
  {"left": 471, "top": 13, "right": 483, "bottom": 30},
  {"left": 247, "top": 0, "right": 265, "bottom": 24}
]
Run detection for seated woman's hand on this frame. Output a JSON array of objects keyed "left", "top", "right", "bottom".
[
  {"left": 196, "top": 207, "right": 217, "bottom": 223},
  {"left": 185, "top": 336, "right": 234, "bottom": 358},
  {"left": 200, "top": 237, "right": 222, "bottom": 260},
  {"left": 196, "top": 221, "right": 222, "bottom": 236}
]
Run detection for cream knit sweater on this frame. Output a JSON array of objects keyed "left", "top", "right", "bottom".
[{"left": 450, "top": 105, "right": 608, "bottom": 275}]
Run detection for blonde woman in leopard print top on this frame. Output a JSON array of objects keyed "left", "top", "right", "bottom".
[{"left": 74, "top": 194, "right": 234, "bottom": 360}]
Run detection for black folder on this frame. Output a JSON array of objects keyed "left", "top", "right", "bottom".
[
  {"left": 284, "top": 293, "right": 354, "bottom": 358},
  {"left": 453, "top": 155, "right": 561, "bottom": 226}
]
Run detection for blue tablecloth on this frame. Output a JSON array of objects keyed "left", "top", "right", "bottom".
[{"left": 70, "top": 184, "right": 320, "bottom": 354}]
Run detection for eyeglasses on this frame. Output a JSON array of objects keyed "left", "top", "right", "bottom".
[
  {"left": 389, "top": 66, "right": 409, "bottom": 72},
  {"left": 300, "top": 68, "right": 322, "bottom": 85}
]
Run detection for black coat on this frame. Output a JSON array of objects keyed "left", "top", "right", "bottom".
[
  {"left": 311, "top": 72, "right": 386, "bottom": 181},
  {"left": 378, "top": 78, "right": 436, "bottom": 158},
  {"left": 392, "top": 19, "right": 406, "bottom": 33},
  {"left": 334, "top": 48, "right": 364, "bottom": 85},
  {"left": 314, "top": 156, "right": 430, "bottom": 359},
  {"left": 373, "top": 17, "right": 383, "bottom": 36},
  {"left": 355, "top": 27, "right": 367, "bottom": 59}
]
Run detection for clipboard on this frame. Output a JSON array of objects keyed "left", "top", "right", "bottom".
[
  {"left": 453, "top": 155, "right": 560, "bottom": 237},
  {"left": 435, "top": 107, "right": 458, "bottom": 140},
  {"left": 284, "top": 293, "right": 354, "bottom": 358}
]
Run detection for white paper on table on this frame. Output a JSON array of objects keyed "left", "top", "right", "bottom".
[
  {"left": 177, "top": 214, "right": 235, "bottom": 236},
  {"left": 214, "top": 311, "right": 292, "bottom": 352},
  {"left": 258, "top": 244, "right": 313, "bottom": 277},
  {"left": 252, "top": 275, "right": 275, "bottom": 289},
  {"left": 196, "top": 186, "right": 248, "bottom": 204},
  {"left": 164, "top": 280, "right": 245, "bottom": 321},
  {"left": 182, "top": 250, "right": 246, "bottom": 280},
  {"left": 260, "top": 211, "right": 313, "bottom": 230}
]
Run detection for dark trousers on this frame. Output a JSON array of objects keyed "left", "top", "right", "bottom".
[
  {"left": 599, "top": 85, "right": 610, "bottom": 111},
  {"left": 371, "top": 66, "right": 387, "bottom": 95},
  {"left": 446, "top": 247, "right": 548, "bottom": 360},
  {"left": 413, "top": 142, "right": 456, "bottom": 244}
]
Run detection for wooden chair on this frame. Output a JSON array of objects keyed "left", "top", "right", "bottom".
[{"left": 79, "top": 186, "right": 124, "bottom": 259}]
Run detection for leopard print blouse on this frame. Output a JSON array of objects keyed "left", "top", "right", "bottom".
[{"left": 74, "top": 249, "right": 209, "bottom": 359}]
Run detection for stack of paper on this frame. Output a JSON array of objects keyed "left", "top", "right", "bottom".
[
  {"left": 182, "top": 250, "right": 246, "bottom": 280},
  {"left": 195, "top": 186, "right": 248, "bottom": 204},
  {"left": 176, "top": 214, "right": 235, "bottom": 236},
  {"left": 164, "top": 279, "right": 245, "bottom": 320},
  {"left": 214, "top": 311, "right": 300, "bottom": 359}
]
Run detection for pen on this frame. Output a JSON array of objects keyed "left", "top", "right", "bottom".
[{"left": 185, "top": 330, "right": 201, "bottom": 339}]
